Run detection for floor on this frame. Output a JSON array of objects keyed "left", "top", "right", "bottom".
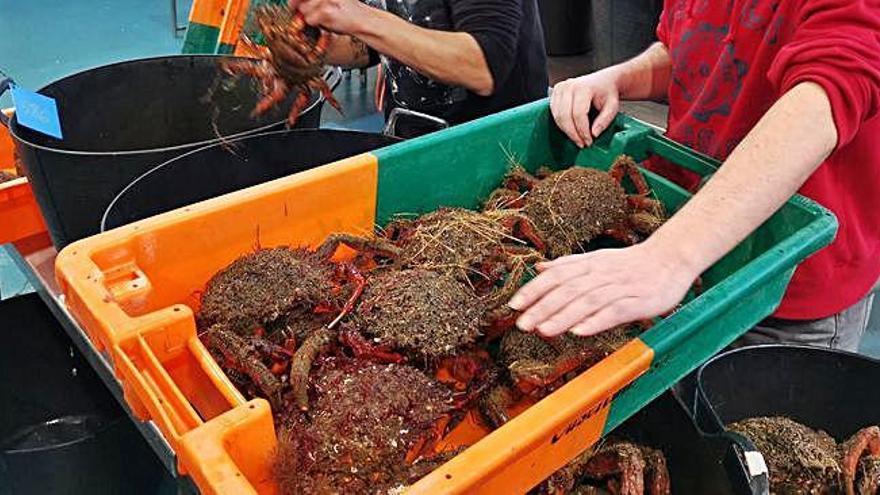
[{"left": 2, "top": 1, "right": 880, "bottom": 359}]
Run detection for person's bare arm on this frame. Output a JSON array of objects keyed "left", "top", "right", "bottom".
[
  {"left": 292, "top": 0, "right": 493, "bottom": 95},
  {"left": 551, "top": 42, "right": 672, "bottom": 148},
  {"left": 511, "top": 82, "right": 837, "bottom": 337},
  {"left": 323, "top": 34, "right": 371, "bottom": 68}
]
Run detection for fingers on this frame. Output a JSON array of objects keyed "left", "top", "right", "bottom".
[
  {"left": 533, "top": 284, "right": 624, "bottom": 337},
  {"left": 571, "top": 89, "right": 595, "bottom": 147},
  {"left": 288, "top": 0, "right": 303, "bottom": 9},
  {"left": 536, "top": 252, "right": 596, "bottom": 272},
  {"left": 509, "top": 260, "right": 593, "bottom": 311},
  {"left": 515, "top": 281, "right": 600, "bottom": 333},
  {"left": 591, "top": 94, "right": 619, "bottom": 138},
  {"left": 550, "top": 82, "right": 583, "bottom": 148},
  {"left": 570, "top": 299, "right": 639, "bottom": 336}
]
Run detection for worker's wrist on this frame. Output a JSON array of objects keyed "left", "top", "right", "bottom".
[
  {"left": 349, "top": 2, "right": 385, "bottom": 39},
  {"left": 641, "top": 229, "right": 709, "bottom": 282}
]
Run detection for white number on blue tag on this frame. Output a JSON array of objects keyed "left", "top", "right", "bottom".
[{"left": 10, "top": 85, "right": 63, "bottom": 140}]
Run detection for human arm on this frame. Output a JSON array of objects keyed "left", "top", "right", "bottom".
[
  {"left": 291, "top": 0, "right": 517, "bottom": 96},
  {"left": 550, "top": 41, "right": 672, "bottom": 148},
  {"left": 510, "top": 81, "right": 837, "bottom": 337},
  {"left": 322, "top": 34, "right": 372, "bottom": 69}
]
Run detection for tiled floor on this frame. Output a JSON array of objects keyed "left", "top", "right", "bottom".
[{"left": 2, "top": 1, "right": 880, "bottom": 357}]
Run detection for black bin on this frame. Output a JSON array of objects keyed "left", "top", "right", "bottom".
[
  {"left": 613, "top": 391, "right": 768, "bottom": 495},
  {"left": 538, "top": 0, "right": 592, "bottom": 56},
  {"left": 0, "top": 294, "right": 172, "bottom": 494},
  {"left": 694, "top": 345, "right": 880, "bottom": 439},
  {"left": 100, "top": 129, "right": 399, "bottom": 231},
  {"left": 0, "top": 55, "right": 332, "bottom": 249}
]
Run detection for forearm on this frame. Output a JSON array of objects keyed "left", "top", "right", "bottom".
[
  {"left": 647, "top": 82, "right": 838, "bottom": 276},
  {"left": 609, "top": 42, "right": 672, "bottom": 101},
  {"left": 324, "top": 34, "right": 371, "bottom": 69},
  {"left": 352, "top": 6, "right": 494, "bottom": 95}
]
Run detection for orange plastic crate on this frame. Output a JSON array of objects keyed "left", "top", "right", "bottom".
[
  {"left": 0, "top": 109, "right": 47, "bottom": 244},
  {"left": 55, "top": 152, "right": 651, "bottom": 494}
]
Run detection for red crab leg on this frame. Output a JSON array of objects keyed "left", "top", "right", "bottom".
[
  {"left": 338, "top": 326, "right": 407, "bottom": 364},
  {"left": 642, "top": 447, "right": 672, "bottom": 495},
  {"left": 252, "top": 78, "right": 291, "bottom": 117},
  {"left": 500, "top": 214, "right": 547, "bottom": 253},
  {"left": 610, "top": 156, "right": 652, "bottom": 196},
  {"left": 512, "top": 353, "right": 587, "bottom": 396},
  {"left": 840, "top": 426, "right": 880, "bottom": 495},
  {"left": 289, "top": 327, "right": 333, "bottom": 411},
  {"left": 285, "top": 90, "right": 311, "bottom": 125},
  {"left": 311, "top": 78, "right": 342, "bottom": 114},
  {"left": 203, "top": 328, "right": 283, "bottom": 407},
  {"left": 327, "top": 262, "right": 367, "bottom": 329},
  {"left": 605, "top": 224, "right": 641, "bottom": 246},
  {"left": 582, "top": 444, "right": 646, "bottom": 495}
]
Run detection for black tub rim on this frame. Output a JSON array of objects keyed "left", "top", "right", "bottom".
[
  {"left": 99, "top": 127, "right": 400, "bottom": 232},
  {"left": 2, "top": 54, "right": 327, "bottom": 156},
  {"left": 1, "top": 415, "right": 123, "bottom": 456},
  {"left": 694, "top": 343, "right": 880, "bottom": 428}
]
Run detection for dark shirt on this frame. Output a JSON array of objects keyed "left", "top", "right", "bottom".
[{"left": 372, "top": 0, "right": 548, "bottom": 128}]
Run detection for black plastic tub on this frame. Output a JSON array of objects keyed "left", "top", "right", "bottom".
[
  {"left": 694, "top": 345, "right": 880, "bottom": 440},
  {"left": 613, "top": 391, "right": 768, "bottom": 495},
  {"left": 0, "top": 55, "right": 335, "bottom": 249},
  {"left": 101, "top": 128, "right": 400, "bottom": 231},
  {"left": 0, "top": 294, "right": 172, "bottom": 494}
]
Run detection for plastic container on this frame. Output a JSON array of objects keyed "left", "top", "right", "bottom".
[
  {"left": 0, "top": 294, "right": 171, "bottom": 494},
  {"left": 101, "top": 129, "right": 399, "bottom": 231},
  {"left": 0, "top": 55, "right": 332, "bottom": 249},
  {"left": 695, "top": 345, "right": 880, "bottom": 440},
  {"left": 0, "top": 109, "right": 47, "bottom": 245},
  {"left": 615, "top": 391, "right": 768, "bottom": 495},
  {"left": 55, "top": 99, "right": 836, "bottom": 494}
]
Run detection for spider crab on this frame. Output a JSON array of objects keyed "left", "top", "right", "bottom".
[
  {"left": 729, "top": 417, "right": 880, "bottom": 495},
  {"left": 323, "top": 207, "right": 546, "bottom": 338},
  {"left": 273, "top": 356, "right": 459, "bottom": 495},
  {"left": 480, "top": 326, "right": 637, "bottom": 428},
  {"left": 197, "top": 243, "right": 367, "bottom": 412},
  {"left": 222, "top": 4, "right": 341, "bottom": 125},
  {"left": 535, "top": 439, "right": 671, "bottom": 495},
  {"left": 484, "top": 155, "right": 666, "bottom": 258}
]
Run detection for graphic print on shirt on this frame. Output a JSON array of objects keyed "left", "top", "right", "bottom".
[
  {"left": 379, "top": 0, "right": 468, "bottom": 117},
  {"left": 666, "top": 0, "right": 781, "bottom": 157}
]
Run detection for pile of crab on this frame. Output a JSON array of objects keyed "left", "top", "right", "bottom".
[{"left": 195, "top": 156, "right": 673, "bottom": 494}]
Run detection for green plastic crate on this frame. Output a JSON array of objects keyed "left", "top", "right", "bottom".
[{"left": 372, "top": 98, "right": 838, "bottom": 436}]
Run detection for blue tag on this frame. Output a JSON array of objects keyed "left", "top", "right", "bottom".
[{"left": 10, "top": 85, "right": 63, "bottom": 139}]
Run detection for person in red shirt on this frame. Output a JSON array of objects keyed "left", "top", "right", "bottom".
[{"left": 510, "top": 0, "right": 880, "bottom": 351}]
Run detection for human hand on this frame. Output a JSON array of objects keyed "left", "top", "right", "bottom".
[
  {"left": 508, "top": 242, "right": 699, "bottom": 337},
  {"left": 289, "top": 0, "right": 368, "bottom": 34},
  {"left": 550, "top": 68, "right": 622, "bottom": 148}
]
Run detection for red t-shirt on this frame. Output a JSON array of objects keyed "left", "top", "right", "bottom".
[{"left": 651, "top": 0, "right": 880, "bottom": 319}]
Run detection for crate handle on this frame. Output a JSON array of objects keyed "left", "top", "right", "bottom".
[{"left": 645, "top": 132, "right": 721, "bottom": 178}]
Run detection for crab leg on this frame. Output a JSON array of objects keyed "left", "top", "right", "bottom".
[
  {"left": 610, "top": 155, "right": 652, "bottom": 196},
  {"left": 338, "top": 326, "right": 407, "bottom": 364},
  {"left": 289, "top": 327, "right": 333, "bottom": 411},
  {"left": 582, "top": 442, "right": 646, "bottom": 495},
  {"left": 317, "top": 232, "right": 402, "bottom": 262},
  {"left": 840, "top": 426, "right": 880, "bottom": 495},
  {"left": 641, "top": 446, "right": 672, "bottom": 495},
  {"left": 285, "top": 90, "right": 311, "bottom": 125},
  {"left": 327, "top": 262, "right": 367, "bottom": 329},
  {"left": 203, "top": 328, "right": 283, "bottom": 408}
]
